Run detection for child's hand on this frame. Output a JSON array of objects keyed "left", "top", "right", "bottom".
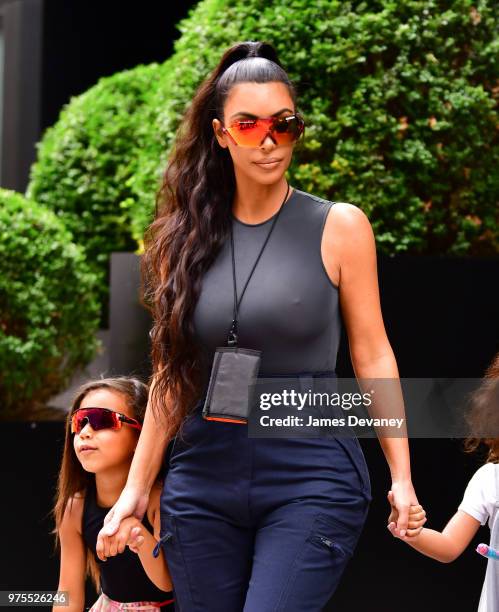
[
  {"left": 387, "top": 490, "right": 427, "bottom": 540},
  {"left": 127, "top": 526, "right": 145, "bottom": 554},
  {"left": 99, "top": 516, "right": 142, "bottom": 559}
]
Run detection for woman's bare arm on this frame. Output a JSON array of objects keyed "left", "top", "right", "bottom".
[
  {"left": 127, "top": 377, "right": 171, "bottom": 493},
  {"left": 322, "top": 203, "right": 417, "bottom": 535}
]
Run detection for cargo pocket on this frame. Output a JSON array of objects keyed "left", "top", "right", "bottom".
[
  {"left": 306, "top": 512, "right": 359, "bottom": 559},
  {"left": 157, "top": 513, "right": 198, "bottom": 611},
  {"left": 275, "top": 512, "right": 360, "bottom": 612}
]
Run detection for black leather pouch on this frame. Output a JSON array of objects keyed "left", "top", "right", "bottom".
[{"left": 202, "top": 346, "right": 262, "bottom": 424}]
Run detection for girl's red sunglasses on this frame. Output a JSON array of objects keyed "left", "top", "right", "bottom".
[
  {"left": 221, "top": 113, "right": 305, "bottom": 148},
  {"left": 71, "top": 407, "right": 142, "bottom": 434}
]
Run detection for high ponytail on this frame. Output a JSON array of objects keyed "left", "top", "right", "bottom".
[
  {"left": 215, "top": 41, "right": 284, "bottom": 75},
  {"left": 141, "top": 41, "right": 298, "bottom": 441},
  {"left": 214, "top": 42, "right": 296, "bottom": 120}
]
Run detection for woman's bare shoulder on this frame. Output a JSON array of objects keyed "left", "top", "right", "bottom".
[
  {"left": 329, "top": 202, "right": 371, "bottom": 229},
  {"left": 326, "top": 202, "right": 374, "bottom": 251}
]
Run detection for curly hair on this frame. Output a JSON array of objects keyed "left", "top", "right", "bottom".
[{"left": 463, "top": 352, "right": 499, "bottom": 463}]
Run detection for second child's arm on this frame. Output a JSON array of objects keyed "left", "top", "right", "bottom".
[{"left": 388, "top": 509, "right": 481, "bottom": 563}]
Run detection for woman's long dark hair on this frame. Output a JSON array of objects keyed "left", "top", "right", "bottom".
[
  {"left": 142, "top": 41, "right": 298, "bottom": 440},
  {"left": 52, "top": 377, "right": 149, "bottom": 591}
]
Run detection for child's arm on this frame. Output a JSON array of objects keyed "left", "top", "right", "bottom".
[
  {"left": 102, "top": 485, "right": 173, "bottom": 592},
  {"left": 134, "top": 482, "right": 172, "bottom": 592},
  {"left": 106, "top": 517, "right": 173, "bottom": 592},
  {"left": 388, "top": 489, "right": 481, "bottom": 563},
  {"left": 53, "top": 496, "right": 86, "bottom": 612},
  {"left": 134, "top": 489, "right": 173, "bottom": 592}
]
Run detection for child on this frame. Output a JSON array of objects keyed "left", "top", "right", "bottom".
[
  {"left": 52, "top": 376, "right": 175, "bottom": 612},
  {"left": 387, "top": 353, "right": 499, "bottom": 612}
]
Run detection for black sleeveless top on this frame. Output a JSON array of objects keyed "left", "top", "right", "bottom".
[
  {"left": 82, "top": 480, "right": 174, "bottom": 604},
  {"left": 193, "top": 188, "right": 341, "bottom": 376}
]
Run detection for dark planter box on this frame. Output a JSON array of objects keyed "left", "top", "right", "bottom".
[{"left": 108, "top": 252, "right": 152, "bottom": 380}]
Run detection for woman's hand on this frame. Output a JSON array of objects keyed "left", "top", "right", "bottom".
[
  {"left": 387, "top": 490, "right": 427, "bottom": 540},
  {"left": 96, "top": 485, "right": 150, "bottom": 561},
  {"left": 386, "top": 479, "right": 420, "bottom": 538},
  {"left": 96, "top": 516, "right": 142, "bottom": 559}
]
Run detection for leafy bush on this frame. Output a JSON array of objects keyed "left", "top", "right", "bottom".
[
  {"left": 26, "top": 64, "right": 161, "bottom": 312},
  {"left": 0, "top": 189, "right": 101, "bottom": 415},
  {"left": 29, "top": 0, "right": 498, "bottom": 264},
  {"left": 132, "top": 0, "right": 498, "bottom": 255}
]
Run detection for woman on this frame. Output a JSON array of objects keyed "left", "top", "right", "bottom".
[{"left": 97, "top": 41, "right": 424, "bottom": 611}]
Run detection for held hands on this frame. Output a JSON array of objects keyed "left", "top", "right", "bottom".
[
  {"left": 387, "top": 489, "right": 427, "bottom": 541},
  {"left": 96, "top": 516, "right": 145, "bottom": 560},
  {"left": 96, "top": 486, "right": 150, "bottom": 561},
  {"left": 386, "top": 480, "right": 426, "bottom": 538}
]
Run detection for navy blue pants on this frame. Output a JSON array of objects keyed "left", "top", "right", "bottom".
[{"left": 159, "top": 374, "right": 372, "bottom": 611}]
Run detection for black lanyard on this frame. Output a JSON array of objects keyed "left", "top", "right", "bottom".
[{"left": 227, "top": 183, "right": 290, "bottom": 347}]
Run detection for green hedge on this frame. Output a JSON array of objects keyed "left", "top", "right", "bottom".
[
  {"left": 28, "top": 0, "right": 498, "bottom": 303},
  {"left": 133, "top": 0, "right": 498, "bottom": 255},
  {"left": 26, "top": 64, "right": 162, "bottom": 310},
  {"left": 0, "top": 189, "right": 101, "bottom": 415}
]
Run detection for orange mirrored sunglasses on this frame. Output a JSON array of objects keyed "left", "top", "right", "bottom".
[{"left": 221, "top": 113, "right": 305, "bottom": 148}]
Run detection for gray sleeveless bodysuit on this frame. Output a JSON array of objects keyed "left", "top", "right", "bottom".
[
  {"left": 193, "top": 188, "right": 341, "bottom": 377},
  {"left": 160, "top": 190, "right": 372, "bottom": 612}
]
